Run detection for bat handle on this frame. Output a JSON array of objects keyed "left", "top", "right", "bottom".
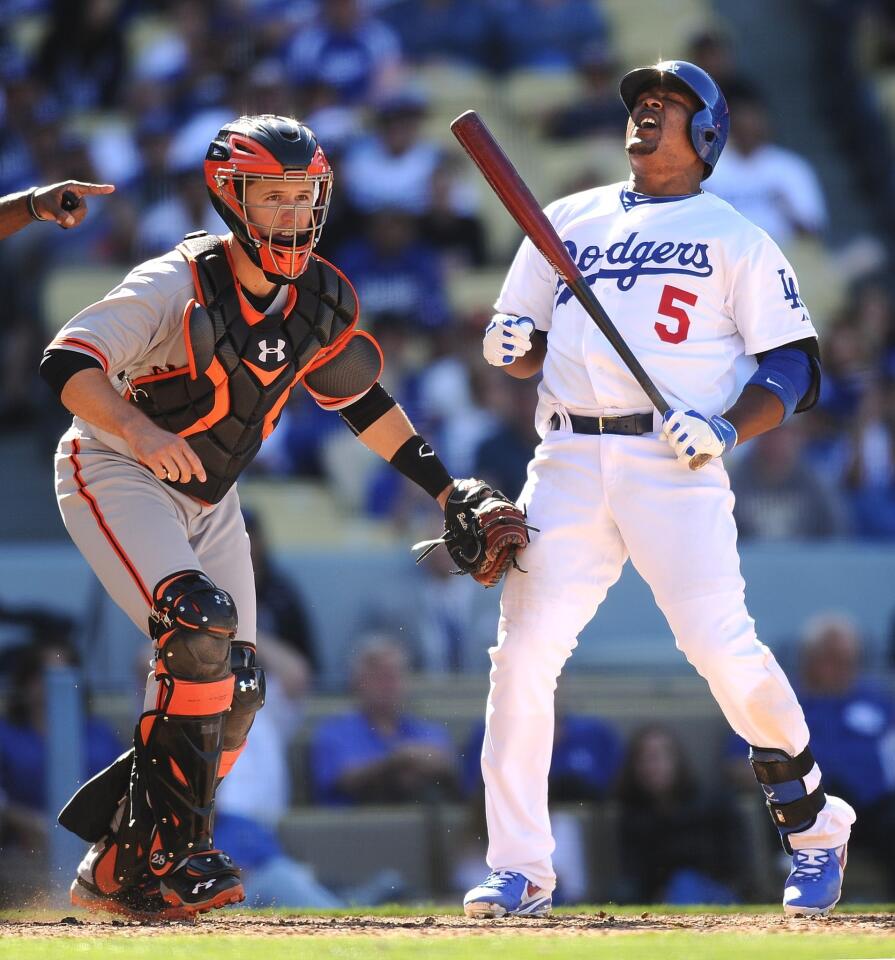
[{"left": 61, "top": 191, "right": 81, "bottom": 212}]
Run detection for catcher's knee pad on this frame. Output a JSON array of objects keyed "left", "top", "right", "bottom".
[
  {"left": 750, "top": 745, "right": 826, "bottom": 853},
  {"left": 149, "top": 570, "right": 236, "bottom": 687},
  {"left": 221, "top": 641, "right": 266, "bottom": 759}
]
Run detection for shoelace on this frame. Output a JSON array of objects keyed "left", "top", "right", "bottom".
[
  {"left": 791, "top": 848, "right": 832, "bottom": 883},
  {"left": 479, "top": 870, "right": 519, "bottom": 890}
]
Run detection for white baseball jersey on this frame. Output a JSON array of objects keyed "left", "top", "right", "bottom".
[{"left": 495, "top": 181, "right": 818, "bottom": 436}]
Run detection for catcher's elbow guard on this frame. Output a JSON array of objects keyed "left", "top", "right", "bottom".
[{"left": 302, "top": 330, "right": 383, "bottom": 410}]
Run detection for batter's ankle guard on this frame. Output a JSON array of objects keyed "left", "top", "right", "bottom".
[{"left": 749, "top": 745, "right": 826, "bottom": 854}]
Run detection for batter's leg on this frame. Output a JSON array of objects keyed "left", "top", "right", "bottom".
[
  {"left": 610, "top": 437, "right": 855, "bottom": 855},
  {"left": 476, "top": 435, "right": 628, "bottom": 897}
]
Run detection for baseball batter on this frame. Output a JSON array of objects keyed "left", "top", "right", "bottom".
[
  {"left": 39, "top": 115, "right": 500, "bottom": 920},
  {"left": 464, "top": 61, "right": 855, "bottom": 919}
]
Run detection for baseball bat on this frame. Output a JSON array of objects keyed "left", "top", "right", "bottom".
[{"left": 450, "top": 110, "right": 670, "bottom": 417}]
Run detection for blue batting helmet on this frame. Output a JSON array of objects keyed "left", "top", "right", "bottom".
[{"left": 619, "top": 59, "right": 729, "bottom": 177}]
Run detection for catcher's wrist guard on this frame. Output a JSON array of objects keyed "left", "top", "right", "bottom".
[
  {"left": 390, "top": 435, "right": 453, "bottom": 499},
  {"left": 413, "top": 478, "right": 536, "bottom": 588}
]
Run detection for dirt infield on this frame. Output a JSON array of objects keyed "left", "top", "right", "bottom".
[{"left": 1, "top": 912, "right": 893, "bottom": 939}]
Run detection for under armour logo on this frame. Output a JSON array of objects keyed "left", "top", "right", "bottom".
[
  {"left": 258, "top": 339, "right": 286, "bottom": 363},
  {"left": 191, "top": 879, "right": 217, "bottom": 895},
  {"left": 239, "top": 678, "right": 257, "bottom": 693}
]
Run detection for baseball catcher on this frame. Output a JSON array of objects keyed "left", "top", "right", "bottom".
[{"left": 40, "top": 114, "right": 511, "bottom": 921}]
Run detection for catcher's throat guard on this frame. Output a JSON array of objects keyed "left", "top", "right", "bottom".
[{"left": 413, "top": 479, "right": 537, "bottom": 588}]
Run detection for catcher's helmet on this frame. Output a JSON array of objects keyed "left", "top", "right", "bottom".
[
  {"left": 619, "top": 60, "right": 729, "bottom": 177},
  {"left": 205, "top": 115, "right": 333, "bottom": 281}
]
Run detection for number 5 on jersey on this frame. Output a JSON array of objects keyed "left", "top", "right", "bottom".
[{"left": 656, "top": 284, "right": 697, "bottom": 344}]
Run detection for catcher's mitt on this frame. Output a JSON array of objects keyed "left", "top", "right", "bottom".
[{"left": 413, "top": 478, "right": 536, "bottom": 588}]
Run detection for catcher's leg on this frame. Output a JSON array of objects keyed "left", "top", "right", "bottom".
[
  {"left": 62, "top": 635, "right": 265, "bottom": 919},
  {"left": 137, "top": 571, "right": 247, "bottom": 914}
]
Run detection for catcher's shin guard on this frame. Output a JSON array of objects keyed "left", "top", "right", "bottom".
[
  {"left": 219, "top": 641, "right": 266, "bottom": 778},
  {"left": 137, "top": 572, "right": 243, "bottom": 909}
]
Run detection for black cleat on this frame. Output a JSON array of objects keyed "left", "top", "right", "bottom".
[{"left": 157, "top": 851, "right": 245, "bottom": 916}]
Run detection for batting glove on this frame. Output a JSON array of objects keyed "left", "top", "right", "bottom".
[
  {"left": 483, "top": 314, "right": 536, "bottom": 366},
  {"left": 662, "top": 409, "right": 738, "bottom": 470}
]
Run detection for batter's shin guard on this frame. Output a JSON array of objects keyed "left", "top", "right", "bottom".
[
  {"left": 750, "top": 745, "right": 826, "bottom": 853},
  {"left": 218, "top": 642, "right": 266, "bottom": 780}
]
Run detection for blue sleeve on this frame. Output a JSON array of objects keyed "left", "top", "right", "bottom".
[{"left": 747, "top": 347, "right": 813, "bottom": 420}]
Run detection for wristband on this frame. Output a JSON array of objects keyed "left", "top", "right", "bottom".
[
  {"left": 389, "top": 436, "right": 453, "bottom": 500},
  {"left": 26, "top": 188, "right": 44, "bottom": 222}
]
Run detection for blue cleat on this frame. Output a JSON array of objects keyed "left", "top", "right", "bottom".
[
  {"left": 463, "top": 870, "right": 552, "bottom": 918},
  {"left": 783, "top": 844, "right": 847, "bottom": 917}
]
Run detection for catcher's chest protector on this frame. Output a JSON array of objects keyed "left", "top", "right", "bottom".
[{"left": 130, "top": 232, "right": 357, "bottom": 503}]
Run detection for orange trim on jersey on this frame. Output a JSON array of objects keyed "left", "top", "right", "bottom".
[
  {"left": 165, "top": 676, "right": 235, "bottom": 717},
  {"left": 51, "top": 337, "right": 109, "bottom": 373},
  {"left": 69, "top": 438, "right": 152, "bottom": 607},
  {"left": 179, "top": 356, "right": 230, "bottom": 439},
  {"left": 131, "top": 365, "right": 191, "bottom": 386},
  {"left": 218, "top": 741, "right": 246, "bottom": 779},
  {"left": 261, "top": 371, "right": 301, "bottom": 440},
  {"left": 242, "top": 357, "right": 289, "bottom": 386}
]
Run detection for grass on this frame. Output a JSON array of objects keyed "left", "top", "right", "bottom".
[{"left": 4, "top": 934, "right": 895, "bottom": 960}]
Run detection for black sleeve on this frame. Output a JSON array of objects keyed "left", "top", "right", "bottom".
[
  {"left": 338, "top": 381, "right": 396, "bottom": 435},
  {"left": 39, "top": 348, "right": 104, "bottom": 398},
  {"left": 756, "top": 336, "right": 822, "bottom": 413}
]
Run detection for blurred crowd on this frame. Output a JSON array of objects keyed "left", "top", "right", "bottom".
[{"left": 0, "top": 0, "right": 894, "bottom": 538}]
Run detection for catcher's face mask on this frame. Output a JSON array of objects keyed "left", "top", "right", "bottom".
[{"left": 206, "top": 128, "right": 332, "bottom": 281}]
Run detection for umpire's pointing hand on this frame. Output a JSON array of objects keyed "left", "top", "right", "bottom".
[{"left": 31, "top": 180, "right": 115, "bottom": 229}]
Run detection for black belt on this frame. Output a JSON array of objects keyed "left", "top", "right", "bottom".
[{"left": 549, "top": 412, "right": 654, "bottom": 435}]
